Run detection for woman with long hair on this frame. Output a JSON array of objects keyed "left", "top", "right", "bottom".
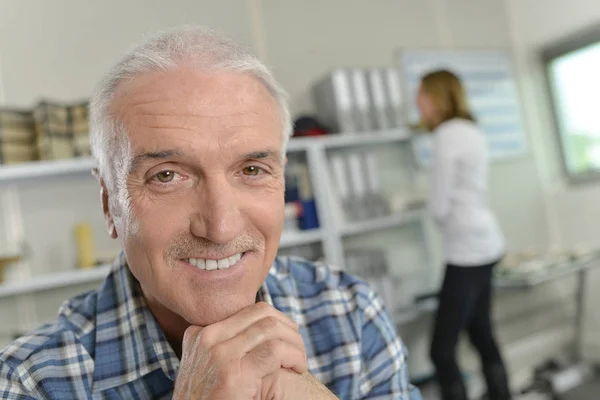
[{"left": 417, "top": 70, "right": 511, "bottom": 400}]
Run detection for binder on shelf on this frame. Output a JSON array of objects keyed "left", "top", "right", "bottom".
[
  {"left": 33, "top": 101, "right": 91, "bottom": 160},
  {"left": 349, "top": 68, "right": 373, "bottom": 132},
  {"left": 74, "top": 222, "right": 95, "bottom": 269},
  {"left": 363, "top": 151, "right": 389, "bottom": 217},
  {"left": 383, "top": 68, "right": 406, "bottom": 128},
  {"left": 346, "top": 151, "right": 369, "bottom": 220},
  {"left": 366, "top": 68, "right": 392, "bottom": 130},
  {"left": 0, "top": 109, "right": 38, "bottom": 164},
  {"left": 329, "top": 154, "right": 353, "bottom": 220},
  {"left": 313, "top": 69, "right": 357, "bottom": 133}
]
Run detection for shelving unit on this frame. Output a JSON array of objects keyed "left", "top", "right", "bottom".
[
  {"left": 279, "top": 228, "right": 323, "bottom": 248},
  {"left": 393, "top": 298, "right": 438, "bottom": 326},
  {"left": 0, "top": 265, "right": 111, "bottom": 298},
  {"left": 286, "top": 128, "right": 413, "bottom": 152},
  {"left": 0, "top": 157, "right": 95, "bottom": 184},
  {"left": 0, "top": 129, "right": 434, "bottom": 333},
  {"left": 340, "top": 208, "right": 424, "bottom": 237}
]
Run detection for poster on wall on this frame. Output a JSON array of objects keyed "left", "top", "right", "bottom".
[{"left": 398, "top": 49, "right": 527, "bottom": 165}]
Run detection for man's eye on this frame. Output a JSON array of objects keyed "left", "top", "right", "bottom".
[
  {"left": 155, "top": 171, "right": 176, "bottom": 183},
  {"left": 242, "top": 166, "right": 262, "bottom": 176}
]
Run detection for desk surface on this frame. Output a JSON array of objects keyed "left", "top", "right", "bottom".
[{"left": 494, "top": 254, "right": 600, "bottom": 288}]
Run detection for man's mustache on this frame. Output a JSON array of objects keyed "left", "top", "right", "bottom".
[{"left": 166, "top": 233, "right": 262, "bottom": 259}]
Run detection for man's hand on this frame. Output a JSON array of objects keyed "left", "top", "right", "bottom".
[
  {"left": 264, "top": 370, "right": 340, "bottom": 400},
  {"left": 172, "top": 302, "right": 308, "bottom": 400}
]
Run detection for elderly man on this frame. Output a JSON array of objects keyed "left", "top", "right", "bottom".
[{"left": 0, "top": 27, "right": 421, "bottom": 399}]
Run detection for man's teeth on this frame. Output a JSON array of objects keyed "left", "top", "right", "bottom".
[{"left": 188, "top": 253, "right": 243, "bottom": 270}]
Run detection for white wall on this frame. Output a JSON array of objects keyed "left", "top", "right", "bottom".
[
  {"left": 0, "top": 0, "right": 257, "bottom": 105},
  {"left": 504, "top": 0, "right": 600, "bottom": 360},
  {"left": 0, "top": 0, "right": 583, "bottom": 390},
  {"left": 504, "top": 0, "right": 600, "bottom": 248}
]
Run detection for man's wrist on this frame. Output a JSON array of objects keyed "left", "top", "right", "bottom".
[{"left": 277, "top": 370, "right": 338, "bottom": 400}]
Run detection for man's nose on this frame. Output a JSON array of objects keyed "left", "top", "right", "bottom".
[{"left": 190, "top": 176, "right": 243, "bottom": 245}]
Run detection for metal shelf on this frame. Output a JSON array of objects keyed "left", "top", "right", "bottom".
[
  {"left": 495, "top": 256, "right": 600, "bottom": 288},
  {"left": 0, "top": 264, "right": 111, "bottom": 298},
  {"left": 394, "top": 298, "right": 439, "bottom": 326},
  {"left": 286, "top": 128, "right": 413, "bottom": 152},
  {"left": 340, "top": 209, "right": 424, "bottom": 237},
  {"left": 279, "top": 229, "right": 323, "bottom": 248},
  {"left": 0, "top": 157, "right": 95, "bottom": 184}
]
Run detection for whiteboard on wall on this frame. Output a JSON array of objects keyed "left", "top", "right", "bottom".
[{"left": 398, "top": 49, "right": 527, "bottom": 165}]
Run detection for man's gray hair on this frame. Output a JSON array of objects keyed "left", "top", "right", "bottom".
[{"left": 89, "top": 26, "right": 292, "bottom": 196}]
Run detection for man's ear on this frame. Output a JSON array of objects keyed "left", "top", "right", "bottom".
[{"left": 93, "top": 168, "right": 118, "bottom": 239}]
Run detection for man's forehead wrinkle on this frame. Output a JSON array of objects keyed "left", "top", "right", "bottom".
[
  {"left": 134, "top": 111, "right": 262, "bottom": 119},
  {"left": 142, "top": 126, "right": 198, "bottom": 134},
  {"left": 128, "top": 107, "right": 265, "bottom": 133},
  {"left": 113, "top": 74, "right": 273, "bottom": 124}
]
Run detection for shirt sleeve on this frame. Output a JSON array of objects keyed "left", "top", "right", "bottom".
[
  {"left": 428, "top": 131, "right": 456, "bottom": 227},
  {"left": 0, "top": 362, "right": 36, "bottom": 400},
  {"left": 358, "top": 290, "right": 422, "bottom": 400}
]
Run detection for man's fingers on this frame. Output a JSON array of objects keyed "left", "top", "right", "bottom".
[
  {"left": 235, "top": 315, "right": 305, "bottom": 356},
  {"left": 241, "top": 339, "right": 309, "bottom": 377},
  {"left": 199, "top": 302, "right": 298, "bottom": 347},
  {"left": 210, "top": 315, "right": 306, "bottom": 368}
]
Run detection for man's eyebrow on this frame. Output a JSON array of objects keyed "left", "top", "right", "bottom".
[
  {"left": 239, "top": 150, "right": 281, "bottom": 162},
  {"left": 129, "top": 149, "right": 184, "bottom": 174}
]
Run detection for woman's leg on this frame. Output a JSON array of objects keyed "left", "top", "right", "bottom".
[
  {"left": 466, "top": 263, "right": 511, "bottom": 400},
  {"left": 430, "top": 265, "right": 481, "bottom": 400}
]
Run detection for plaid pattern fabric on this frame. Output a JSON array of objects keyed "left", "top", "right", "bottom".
[
  {"left": 0, "top": 110, "right": 38, "bottom": 164},
  {"left": 33, "top": 101, "right": 91, "bottom": 160},
  {"left": 0, "top": 253, "right": 421, "bottom": 400}
]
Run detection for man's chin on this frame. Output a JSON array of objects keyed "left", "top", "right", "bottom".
[{"left": 183, "top": 295, "right": 257, "bottom": 327}]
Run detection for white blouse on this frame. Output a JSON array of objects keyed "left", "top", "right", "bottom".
[{"left": 428, "top": 118, "right": 505, "bottom": 266}]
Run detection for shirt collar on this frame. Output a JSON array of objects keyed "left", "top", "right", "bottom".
[
  {"left": 91, "top": 253, "right": 281, "bottom": 392},
  {"left": 91, "top": 253, "right": 179, "bottom": 392}
]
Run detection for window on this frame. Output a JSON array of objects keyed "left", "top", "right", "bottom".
[{"left": 543, "top": 25, "right": 600, "bottom": 180}]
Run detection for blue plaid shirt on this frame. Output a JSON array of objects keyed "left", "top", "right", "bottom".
[{"left": 0, "top": 254, "right": 421, "bottom": 399}]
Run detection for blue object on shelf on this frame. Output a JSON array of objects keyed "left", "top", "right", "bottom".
[
  {"left": 299, "top": 199, "right": 319, "bottom": 230},
  {"left": 284, "top": 173, "right": 300, "bottom": 203}
]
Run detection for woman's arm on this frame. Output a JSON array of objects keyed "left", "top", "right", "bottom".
[{"left": 428, "top": 131, "right": 456, "bottom": 226}]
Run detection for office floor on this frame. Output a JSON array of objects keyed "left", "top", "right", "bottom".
[
  {"left": 417, "top": 380, "right": 600, "bottom": 400},
  {"left": 562, "top": 378, "right": 600, "bottom": 399},
  {"left": 416, "top": 362, "right": 600, "bottom": 399}
]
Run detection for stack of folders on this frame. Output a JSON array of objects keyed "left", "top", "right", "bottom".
[
  {"left": 329, "top": 150, "right": 389, "bottom": 222},
  {"left": 344, "top": 249, "right": 398, "bottom": 311},
  {"left": 313, "top": 67, "right": 405, "bottom": 133}
]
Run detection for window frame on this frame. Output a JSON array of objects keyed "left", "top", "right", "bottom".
[{"left": 541, "top": 23, "right": 600, "bottom": 183}]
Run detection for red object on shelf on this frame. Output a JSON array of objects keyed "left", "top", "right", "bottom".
[
  {"left": 294, "top": 126, "right": 328, "bottom": 137},
  {"left": 293, "top": 116, "right": 329, "bottom": 137}
]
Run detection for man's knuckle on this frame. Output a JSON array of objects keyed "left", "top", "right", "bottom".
[
  {"left": 260, "top": 316, "right": 279, "bottom": 330},
  {"left": 255, "top": 302, "right": 272, "bottom": 313},
  {"left": 197, "top": 327, "right": 215, "bottom": 348},
  {"left": 183, "top": 325, "right": 200, "bottom": 342},
  {"left": 211, "top": 344, "right": 228, "bottom": 363},
  {"left": 247, "top": 316, "right": 278, "bottom": 342},
  {"left": 183, "top": 327, "right": 195, "bottom": 340},
  {"left": 264, "top": 339, "right": 281, "bottom": 358},
  {"left": 218, "top": 369, "right": 238, "bottom": 388}
]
